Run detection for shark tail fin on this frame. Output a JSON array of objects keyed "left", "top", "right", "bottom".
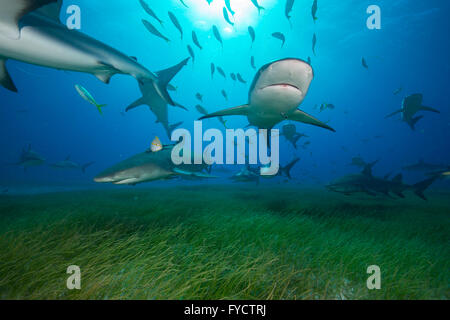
[
  {"left": 149, "top": 57, "right": 190, "bottom": 106},
  {"left": 82, "top": 162, "right": 95, "bottom": 173},
  {"left": 409, "top": 115, "right": 423, "bottom": 130},
  {"left": 420, "top": 106, "right": 440, "bottom": 113},
  {"left": 412, "top": 176, "right": 438, "bottom": 201},
  {"left": 385, "top": 109, "right": 402, "bottom": 119},
  {"left": 281, "top": 158, "right": 300, "bottom": 179}
]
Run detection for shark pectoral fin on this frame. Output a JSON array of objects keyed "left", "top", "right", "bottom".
[
  {"left": 95, "top": 62, "right": 121, "bottom": 84},
  {"left": 154, "top": 58, "right": 190, "bottom": 106},
  {"left": 385, "top": 109, "right": 402, "bottom": 119},
  {"left": 288, "top": 109, "right": 336, "bottom": 132},
  {"left": 199, "top": 104, "right": 250, "bottom": 120},
  {"left": 125, "top": 98, "right": 146, "bottom": 112},
  {"left": 0, "top": 59, "right": 17, "bottom": 92},
  {"left": 0, "top": 0, "right": 58, "bottom": 39},
  {"left": 420, "top": 106, "right": 440, "bottom": 113},
  {"left": 173, "top": 168, "right": 217, "bottom": 178}
]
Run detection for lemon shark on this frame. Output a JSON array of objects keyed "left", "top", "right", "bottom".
[
  {"left": 94, "top": 145, "right": 215, "bottom": 186},
  {"left": 200, "top": 58, "right": 335, "bottom": 133},
  {"left": 0, "top": 0, "right": 178, "bottom": 108}
]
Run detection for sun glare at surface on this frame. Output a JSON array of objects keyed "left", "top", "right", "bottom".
[{"left": 185, "top": 0, "right": 275, "bottom": 37}]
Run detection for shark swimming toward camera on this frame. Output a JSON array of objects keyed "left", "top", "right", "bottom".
[
  {"left": 94, "top": 143, "right": 215, "bottom": 185},
  {"left": 0, "top": 0, "right": 178, "bottom": 109},
  {"left": 385, "top": 94, "right": 439, "bottom": 130},
  {"left": 125, "top": 58, "right": 190, "bottom": 138},
  {"left": 200, "top": 58, "right": 335, "bottom": 133}
]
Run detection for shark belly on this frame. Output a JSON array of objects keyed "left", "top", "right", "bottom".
[
  {"left": 248, "top": 85, "right": 303, "bottom": 128},
  {"left": 0, "top": 14, "right": 155, "bottom": 82}
]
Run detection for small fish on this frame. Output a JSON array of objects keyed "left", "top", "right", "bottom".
[
  {"left": 237, "top": 73, "right": 247, "bottom": 84},
  {"left": 192, "top": 31, "right": 202, "bottom": 50},
  {"left": 307, "top": 56, "right": 311, "bottom": 65},
  {"left": 187, "top": 45, "right": 195, "bottom": 63},
  {"left": 179, "top": 0, "right": 189, "bottom": 8},
  {"left": 139, "top": 0, "right": 163, "bottom": 26},
  {"left": 221, "top": 89, "right": 228, "bottom": 101},
  {"left": 151, "top": 136, "right": 163, "bottom": 153},
  {"left": 251, "top": 0, "right": 265, "bottom": 15},
  {"left": 312, "top": 33, "right": 317, "bottom": 56},
  {"left": 230, "top": 73, "right": 237, "bottom": 81},
  {"left": 212, "top": 25, "right": 223, "bottom": 48},
  {"left": 251, "top": 56, "right": 256, "bottom": 69},
  {"left": 393, "top": 87, "right": 403, "bottom": 95},
  {"left": 285, "top": 0, "right": 295, "bottom": 27},
  {"left": 142, "top": 19, "right": 170, "bottom": 42},
  {"left": 217, "top": 67, "right": 226, "bottom": 79},
  {"left": 223, "top": 7, "right": 234, "bottom": 27},
  {"left": 248, "top": 26, "right": 256, "bottom": 47},
  {"left": 168, "top": 11, "right": 183, "bottom": 40},
  {"left": 75, "top": 85, "right": 106, "bottom": 115},
  {"left": 362, "top": 57, "right": 368, "bottom": 69},
  {"left": 211, "top": 63, "right": 216, "bottom": 79},
  {"left": 225, "top": 0, "right": 235, "bottom": 16},
  {"left": 312, "top": 0, "right": 318, "bottom": 22},
  {"left": 272, "top": 32, "right": 286, "bottom": 48},
  {"left": 196, "top": 105, "right": 209, "bottom": 116},
  {"left": 168, "top": 84, "right": 178, "bottom": 92},
  {"left": 195, "top": 93, "right": 203, "bottom": 102}
]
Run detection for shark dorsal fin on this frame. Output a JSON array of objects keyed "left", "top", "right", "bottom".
[
  {"left": 392, "top": 174, "right": 403, "bottom": 183},
  {"left": 35, "top": 0, "right": 63, "bottom": 22},
  {"left": 0, "top": 0, "right": 58, "bottom": 39}
]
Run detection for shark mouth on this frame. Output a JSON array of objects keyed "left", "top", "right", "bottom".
[{"left": 261, "top": 83, "right": 301, "bottom": 91}]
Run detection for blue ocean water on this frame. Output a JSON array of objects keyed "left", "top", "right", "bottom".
[{"left": 0, "top": 0, "right": 449, "bottom": 191}]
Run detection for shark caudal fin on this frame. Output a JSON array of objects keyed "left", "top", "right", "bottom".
[
  {"left": 280, "top": 158, "right": 300, "bottom": 179},
  {"left": 82, "top": 162, "right": 95, "bottom": 173},
  {"left": 287, "top": 109, "right": 336, "bottom": 132},
  {"left": 150, "top": 58, "right": 190, "bottom": 106},
  {"left": 199, "top": 105, "right": 250, "bottom": 120},
  {"left": 408, "top": 115, "right": 424, "bottom": 130},
  {"left": 412, "top": 176, "right": 438, "bottom": 200}
]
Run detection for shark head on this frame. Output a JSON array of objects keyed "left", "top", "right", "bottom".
[
  {"left": 94, "top": 162, "right": 173, "bottom": 185},
  {"left": 249, "top": 58, "right": 314, "bottom": 113}
]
